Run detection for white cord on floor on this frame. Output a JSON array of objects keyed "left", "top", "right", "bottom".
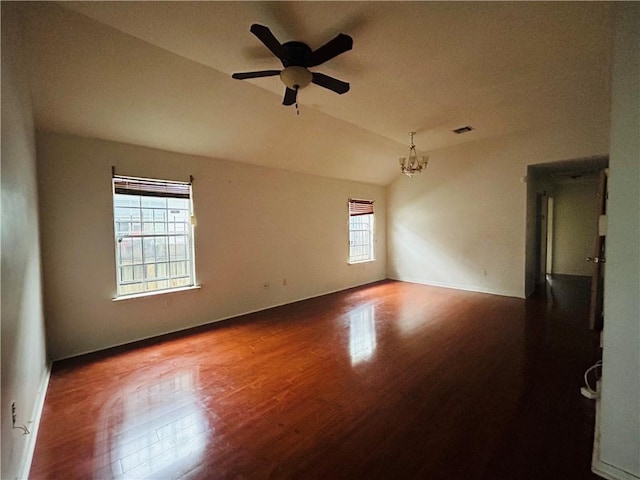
[{"left": 581, "top": 360, "right": 603, "bottom": 399}]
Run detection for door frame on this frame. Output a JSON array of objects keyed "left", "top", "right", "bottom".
[{"left": 524, "top": 156, "right": 609, "bottom": 298}]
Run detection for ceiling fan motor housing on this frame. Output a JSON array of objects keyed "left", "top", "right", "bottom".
[{"left": 281, "top": 41, "right": 313, "bottom": 67}]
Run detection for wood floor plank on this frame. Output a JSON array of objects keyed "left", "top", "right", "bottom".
[{"left": 30, "top": 278, "right": 600, "bottom": 479}]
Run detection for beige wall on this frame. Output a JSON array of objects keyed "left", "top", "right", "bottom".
[
  {"left": 387, "top": 121, "right": 609, "bottom": 298},
  {"left": 37, "top": 132, "right": 386, "bottom": 360},
  {"left": 1, "top": 4, "right": 50, "bottom": 479},
  {"left": 551, "top": 177, "right": 599, "bottom": 276},
  {"left": 597, "top": 2, "right": 640, "bottom": 478}
]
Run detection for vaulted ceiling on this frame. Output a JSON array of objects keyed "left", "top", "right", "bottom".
[{"left": 21, "top": 2, "right": 612, "bottom": 185}]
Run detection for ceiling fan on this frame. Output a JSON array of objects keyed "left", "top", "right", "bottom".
[{"left": 232, "top": 24, "right": 353, "bottom": 107}]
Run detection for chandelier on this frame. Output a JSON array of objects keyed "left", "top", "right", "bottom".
[{"left": 399, "top": 132, "right": 429, "bottom": 177}]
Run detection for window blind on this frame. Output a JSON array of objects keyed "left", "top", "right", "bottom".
[
  {"left": 113, "top": 175, "right": 191, "bottom": 199},
  {"left": 349, "top": 199, "right": 374, "bottom": 216}
]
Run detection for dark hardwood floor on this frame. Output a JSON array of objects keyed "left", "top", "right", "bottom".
[{"left": 30, "top": 277, "right": 601, "bottom": 479}]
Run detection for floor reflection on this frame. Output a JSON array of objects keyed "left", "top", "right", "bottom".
[
  {"left": 349, "top": 304, "right": 377, "bottom": 365},
  {"left": 94, "top": 369, "right": 210, "bottom": 479}
]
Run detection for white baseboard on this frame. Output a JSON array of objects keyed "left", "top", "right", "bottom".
[
  {"left": 592, "top": 398, "right": 640, "bottom": 480},
  {"left": 387, "top": 276, "right": 524, "bottom": 299},
  {"left": 594, "top": 461, "right": 640, "bottom": 480},
  {"left": 17, "top": 362, "right": 52, "bottom": 480}
]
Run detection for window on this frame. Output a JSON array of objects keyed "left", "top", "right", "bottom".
[
  {"left": 112, "top": 175, "right": 196, "bottom": 297},
  {"left": 348, "top": 199, "right": 375, "bottom": 263}
]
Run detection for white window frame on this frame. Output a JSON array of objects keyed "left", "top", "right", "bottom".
[
  {"left": 112, "top": 174, "right": 197, "bottom": 299},
  {"left": 348, "top": 199, "right": 375, "bottom": 264}
]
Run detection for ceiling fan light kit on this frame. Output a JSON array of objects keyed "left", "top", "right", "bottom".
[
  {"left": 399, "top": 132, "right": 429, "bottom": 177},
  {"left": 232, "top": 23, "right": 352, "bottom": 109},
  {"left": 280, "top": 66, "right": 312, "bottom": 90}
]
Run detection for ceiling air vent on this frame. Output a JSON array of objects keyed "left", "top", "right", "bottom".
[{"left": 453, "top": 125, "right": 474, "bottom": 134}]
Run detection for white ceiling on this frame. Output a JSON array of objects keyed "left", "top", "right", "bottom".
[{"left": 22, "top": 2, "right": 612, "bottom": 185}]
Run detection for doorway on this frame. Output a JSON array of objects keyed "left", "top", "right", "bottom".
[{"left": 525, "top": 156, "right": 609, "bottom": 302}]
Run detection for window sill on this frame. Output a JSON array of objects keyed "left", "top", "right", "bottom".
[
  {"left": 348, "top": 259, "right": 376, "bottom": 265},
  {"left": 112, "top": 285, "right": 201, "bottom": 302}
]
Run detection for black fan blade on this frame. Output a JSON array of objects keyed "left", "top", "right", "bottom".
[
  {"left": 283, "top": 87, "right": 298, "bottom": 106},
  {"left": 232, "top": 70, "right": 281, "bottom": 80},
  {"left": 311, "top": 72, "right": 350, "bottom": 94},
  {"left": 308, "top": 33, "right": 353, "bottom": 67},
  {"left": 250, "top": 24, "right": 285, "bottom": 62}
]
